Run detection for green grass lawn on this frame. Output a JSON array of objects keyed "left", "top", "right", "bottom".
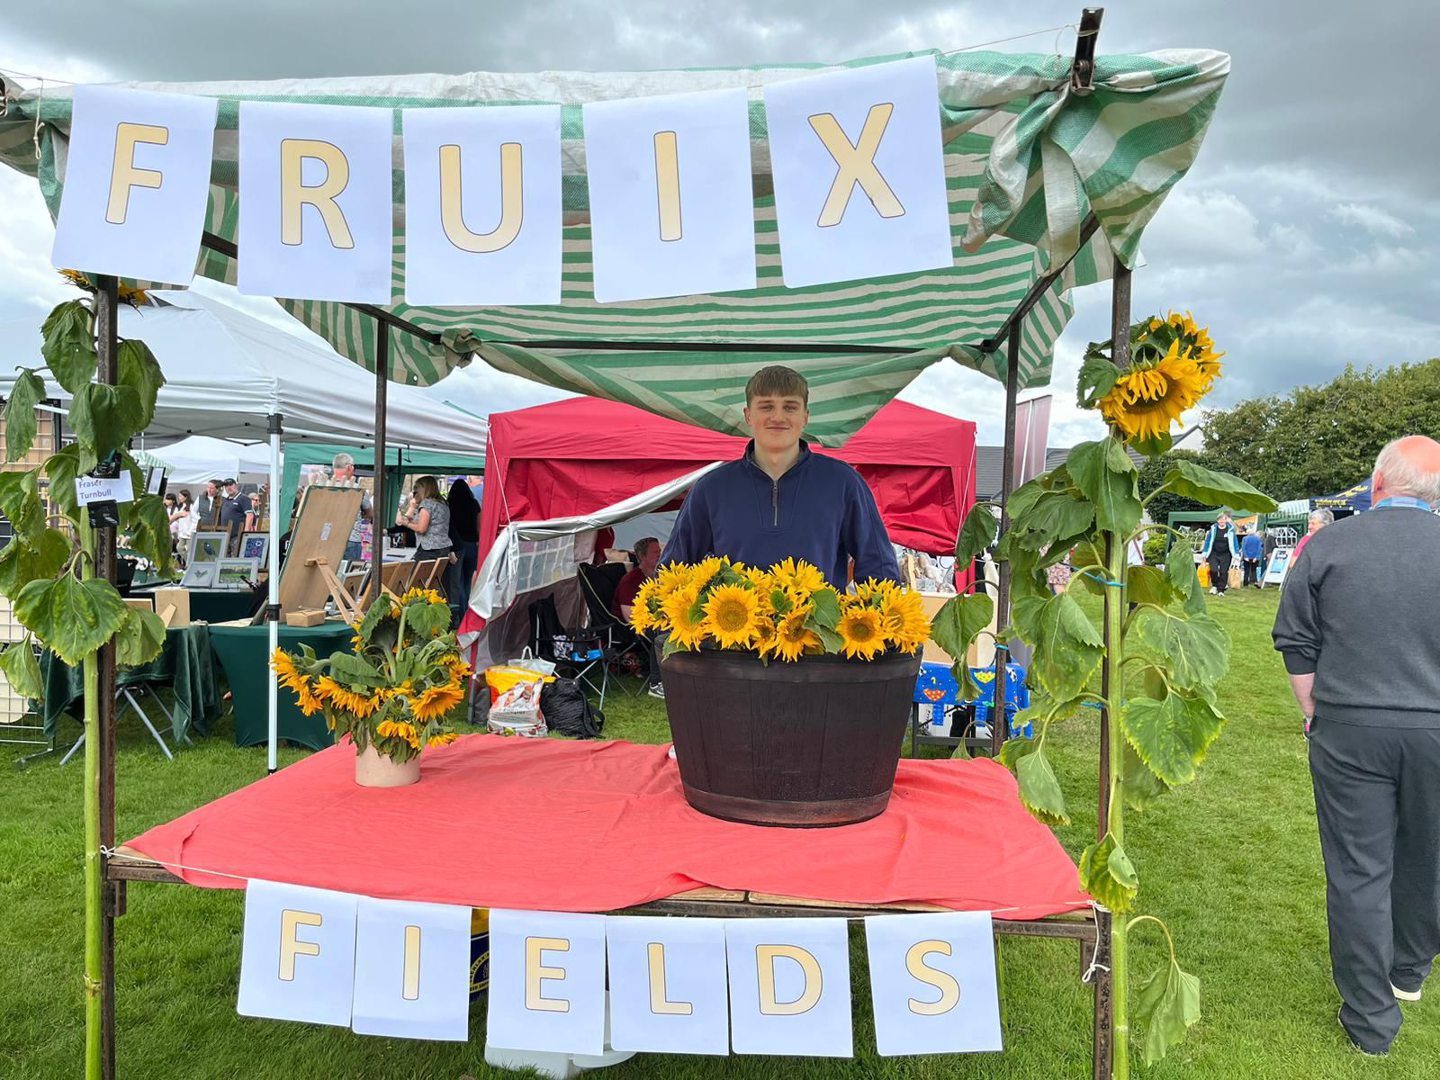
[{"left": 2, "top": 588, "right": 1434, "bottom": 1078}]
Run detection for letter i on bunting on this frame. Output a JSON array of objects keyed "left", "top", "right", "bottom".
[
  {"left": 583, "top": 87, "right": 757, "bottom": 303},
  {"left": 764, "top": 56, "right": 953, "bottom": 288},
  {"left": 401, "top": 105, "right": 563, "bottom": 306},
  {"left": 863, "top": 911, "right": 1003, "bottom": 1056},
  {"left": 725, "top": 918, "right": 853, "bottom": 1057},
  {"left": 237, "top": 101, "right": 395, "bottom": 303},
  {"left": 486, "top": 909, "right": 608, "bottom": 1056},
  {"left": 237, "top": 880, "right": 359, "bottom": 1027},
  {"left": 351, "top": 896, "right": 473, "bottom": 1041},
  {"left": 605, "top": 916, "right": 730, "bottom": 1055},
  {"left": 50, "top": 86, "right": 218, "bottom": 285}
]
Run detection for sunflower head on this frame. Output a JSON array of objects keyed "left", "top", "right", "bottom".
[
  {"left": 662, "top": 585, "right": 705, "bottom": 650},
  {"left": 773, "top": 608, "right": 823, "bottom": 662},
  {"left": 837, "top": 604, "right": 887, "bottom": 660},
  {"left": 770, "top": 557, "right": 827, "bottom": 596},
  {"left": 702, "top": 583, "right": 762, "bottom": 649},
  {"left": 879, "top": 589, "right": 930, "bottom": 653},
  {"left": 1096, "top": 346, "right": 1208, "bottom": 445}
]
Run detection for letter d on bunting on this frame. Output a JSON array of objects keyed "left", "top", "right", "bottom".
[{"left": 725, "top": 918, "right": 853, "bottom": 1057}]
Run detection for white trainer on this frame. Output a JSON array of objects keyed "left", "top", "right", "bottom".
[{"left": 1392, "top": 982, "right": 1423, "bottom": 1002}]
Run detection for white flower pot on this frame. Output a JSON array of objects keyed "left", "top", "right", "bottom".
[{"left": 354, "top": 743, "right": 421, "bottom": 788}]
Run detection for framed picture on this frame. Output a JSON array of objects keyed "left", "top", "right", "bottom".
[
  {"left": 188, "top": 531, "right": 229, "bottom": 566},
  {"left": 180, "top": 562, "right": 217, "bottom": 589},
  {"left": 215, "top": 558, "right": 260, "bottom": 588},
  {"left": 238, "top": 532, "right": 270, "bottom": 563}
]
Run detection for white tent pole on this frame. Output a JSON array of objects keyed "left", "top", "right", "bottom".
[{"left": 267, "top": 412, "right": 282, "bottom": 774}]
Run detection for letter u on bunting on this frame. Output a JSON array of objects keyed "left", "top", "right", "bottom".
[
  {"left": 50, "top": 86, "right": 218, "bottom": 285},
  {"left": 764, "top": 56, "right": 953, "bottom": 288},
  {"left": 402, "top": 105, "right": 563, "bottom": 306},
  {"left": 237, "top": 100, "right": 395, "bottom": 303},
  {"left": 583, "top": 87, "right": 757, "bottom": 303}
]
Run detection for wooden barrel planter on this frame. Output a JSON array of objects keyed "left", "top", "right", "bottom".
[{"left": 659, "top": 648, "right": 922, "bottom": 827}]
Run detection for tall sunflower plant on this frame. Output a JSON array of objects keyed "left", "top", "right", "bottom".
[
  {"left": 630, "top": 557, "right": 931, "bottom": 662},
  {"left": 272, "top": 588, "right": 471, "bottom": 762},
  {"left": 933, "top": 313, "right": 1277, "bottom": 1076}
]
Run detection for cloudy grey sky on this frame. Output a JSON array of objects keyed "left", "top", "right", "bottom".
[{"left": 2, "top": 0, "right": 1436, "bottom": 445}]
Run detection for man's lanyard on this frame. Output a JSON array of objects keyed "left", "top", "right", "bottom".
[{"left": 1373, "top": 496, "right": 1434, "bottom": 512}]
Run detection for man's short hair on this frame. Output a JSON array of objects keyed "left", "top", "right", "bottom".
[
  {"left": 1375, "top": 437, "right": 1440, "bottom": 505},
  {"left": 634, "top": 536, "right": 661, "bottom": 560},
  {"left": 745, "top": 365, "right": 809, "bottom": 407},
  {"left": 332, "top": 452, "right": 354, "bottom": 472}
]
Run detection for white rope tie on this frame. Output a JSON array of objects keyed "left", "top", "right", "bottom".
[{"left": 1081, "top": 901, "right": 1111, "bottom": 983}]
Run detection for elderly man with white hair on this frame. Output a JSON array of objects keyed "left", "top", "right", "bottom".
[
  {"left": 331, "top": 452, "right": 374, "bottom": 562},
  {"left": 1273, "top": 435, "right": 1440, "bottom": 1057}
]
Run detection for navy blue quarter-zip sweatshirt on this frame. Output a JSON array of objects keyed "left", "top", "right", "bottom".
[{"left": 659, "top": 440, "right": 900, "bottom": 585}]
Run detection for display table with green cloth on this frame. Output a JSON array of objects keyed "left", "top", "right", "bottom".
[
  {"left": 210, "top": 621, "right": 353, "bottom": 751},
  {"left": 38, "top": 624, "right": 221, "bottom": 742},
  {"left": 128, "top": 585, "right": 263, "bottom": 624}
]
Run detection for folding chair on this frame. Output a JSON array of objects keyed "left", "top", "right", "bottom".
[
  {"left": 528, "top": 594, "right": 611, "bottom": 714},
  {"left": 380, "top": 559, "right": 417, "bottom": 596},
  {"left": 61, "top": 684, "right": 180, "bottom": 765},
  {"left": 576, "top": 562, "right": 650, "bottom": 695}
]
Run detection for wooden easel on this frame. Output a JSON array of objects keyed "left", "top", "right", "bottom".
[
  {"left": 309, "top": 556, "right": 363, "bottom": 623},
  {"left": 265, "top": 485, "right": 366, "bottom": 623}
]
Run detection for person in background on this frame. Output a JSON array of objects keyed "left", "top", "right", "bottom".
[
  {"left": 1201, "top": 511, "right": 1239, "bottom": 595},
  {"left": 1292, "top": 508, "right": 1335, "bottom": 565},
  {"left": 447, "top": 477, "right": 482, "bottom": 610},
  {"left": 1240, "top": 526, "right": 1265, "bottom": 588},
  {"left": 1272, "top": 435, "right": 1440, "bottom": 1057},
  {"left": 173, "top": 489, "right": 197, "bottom": 565},
  {"left": 611, "top": 537, "right": 664, "bottom": 696},
  {"left": 331, "top": 452, "right": 374, "bottom": 563},
  {"left": 219, "top": 479, "right": 254, "bottom": 551},
  {"left": 396, "top": 475, "right": 454, "bottom": 599},
  {"left": 195, "top": 479, "right": 220, "bottom": 525},
  {"left": 165, "top": 493, "right": 182, "bottom": 558}
]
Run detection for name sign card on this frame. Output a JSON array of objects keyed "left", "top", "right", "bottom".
[
  {"left": 236, "top": 884, "right": 1003, "bottom": 1057},
  {"left": 52, "top": 57, "right": 954, "bottom": 303}
]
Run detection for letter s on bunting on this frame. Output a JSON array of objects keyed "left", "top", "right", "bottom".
[{"left": 50, "top": 86, "right": 218, "bottom": 285}]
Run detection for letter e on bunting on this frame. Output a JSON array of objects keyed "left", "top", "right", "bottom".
[
  {"left": 237, "top": 879, "right": 358, "bottom": 1027},
  {"left": 864, "top": 911, "right": 1003, "bottom": 1056},
  {"left": 764, "top": 56, "right": 952, "bottom": 288},
  {"left": 486, "top": 909, "right": 608, "bottom": 1056},
  {"left": 51, "top": 86, "right": 217, "bottom": 285},
  {"left": 351, "top": 896, "right": 472, "bottom": 1041},
  {"left": 238, "top": 101, "right": 394, "bottom": 303},
  {"left": 583, "top": 88, "right": 756, "bottom": 303},
  {"left": 605, "top": 916, "right": 730, "bottom": 1055},
  {"left": 725, "top": 918, "right": 853, "bottom": 1057},
  {"left": 402, "top": 105, "right": 563, "bottom": 306}
]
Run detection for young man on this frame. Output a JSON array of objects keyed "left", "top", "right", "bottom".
[{"left": 660, "top": 366, "right": 899, "bottom": 586}]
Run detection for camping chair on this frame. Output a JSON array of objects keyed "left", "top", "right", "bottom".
[
  {"left": 577, "top": 562, "right": 649, "bottom": 696},
  {"left": 528, "top": 594, "right": 611, "bottom": 714}
]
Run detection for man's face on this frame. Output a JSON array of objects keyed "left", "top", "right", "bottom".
[
  {"left": 206, "top": 482, "right": 217, "bottom": 497},
  {"left": 335, "top": 464, "right": 353, "bottom": 482},
  {"left": 743, "top": 393, "right": 808, "bottom": 455},
  {"left": 1218, "top": 515, "right": 1230, "bottom": 528},
  {"left": 225, "top": 483, "right": 238, "bottom": 497},
  {"left": 638, "top": 544, "right": 662, "bottom": 577}
]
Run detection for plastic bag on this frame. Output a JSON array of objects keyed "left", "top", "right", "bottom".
[{"left": 509, "top": 646, "right": 557, "bottom": 678}]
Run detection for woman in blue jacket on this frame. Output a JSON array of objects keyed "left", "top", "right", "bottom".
[{"left": 1201, "top": 511, "right": 1240, "bottom": 594}]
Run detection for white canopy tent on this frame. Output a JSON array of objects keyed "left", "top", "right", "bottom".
[
  {"left": 0, "top": 289, "right": 488, "bottom": 770},
  {"left": 142, "top": 436, "right": 270, "bottom": 487}
]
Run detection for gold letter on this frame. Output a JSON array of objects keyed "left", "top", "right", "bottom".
[
  {"left": 756, "top": 945, "right": 823, "bottom": 1016},
  {"left": 524, "top": 936, "right": 571, "bottom": 1013},
  {"left": 647, "top": 942, "right": 693, "bottom": 1016},
  {"left": 278, "top": 909, "right": 323, "bottom": 981},
  {"left": 438, "top": 142, "right": 524, "bottom": 253},
  {"left": 402, "top": 924, "right": 422, "bottom": 1001},
  {"left": 808, "top": 104, "right": 905, "bottom": 227},
  {"left": 107, "top": 122, "right": 169, "bottom": 224},
  {"left": 280, "top": 139, "right": 355, "bottom": 249},
  {"left": 905, "top": 940, "right": 961, "bottom": 1016},
  {"left": 653, "top": 130, "right": 682, "bottom": 242}
]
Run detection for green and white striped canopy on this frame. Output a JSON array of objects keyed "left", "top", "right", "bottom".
[{"left": 0, "top": 48, "right": 1227, "bottom": 444}]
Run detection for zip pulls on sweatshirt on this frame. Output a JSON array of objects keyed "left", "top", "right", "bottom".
[{"left": 772, "top": 477, "right": 779, "bottom": 526}]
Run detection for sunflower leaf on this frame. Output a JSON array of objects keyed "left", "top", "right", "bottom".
[
  {"left": 1078, "top": 832, "right": 1139, "bottom": 912},
  {"left": 41, "top": 299, "right": 97, "bottom": 394},
  {"left": 954, "top": 502, "right": 998, "bottom": 565},
  {"left": 808, "top": 587, "right": 841, "bottom": 631},
  {"left": 1161, "top": 460, "right": 1277, "bottom": 514},
  {"left": 1135, "top": 951, "right": 1203, "bottom": 1066},
  {"left": 1120, "top": 690, "right": 1226, "bottom": 787},
  {"left": 0, "top": 637, "right": 44, "bottom": 702},
  {"left": 1077, "top": 354, "right": 1119, "bottom": 409},
  {"left": 4, "top": 369, "right": 46, "bottom": 462},
  {"left": 13, "top": 574, "right": 129, "bottom": 666},
  {"left": 114, "top": 607, "right": 167, "bottom": 669}
]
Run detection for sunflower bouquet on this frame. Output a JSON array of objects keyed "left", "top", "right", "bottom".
[
  {"left": 629, "top": 556, "right": 930, "bottom": 662},
  {"left": 1079, "top": 311, "right": 1223, "bottom": 455},
  {"left": 271, "top": 587, "right": 471, "bottom": 763}
]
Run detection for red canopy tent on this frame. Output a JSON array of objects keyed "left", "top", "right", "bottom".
[{"left": 476, "top": 396, "right": 976, "bottom": 570}]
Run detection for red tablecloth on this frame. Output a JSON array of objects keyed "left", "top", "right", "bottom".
[{"left": 127, "top": 735, "right": 1088, "bottom": 920}]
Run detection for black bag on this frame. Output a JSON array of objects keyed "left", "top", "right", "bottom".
[{"left": 540, "top": 677, "right": 603, "bottom": 739}]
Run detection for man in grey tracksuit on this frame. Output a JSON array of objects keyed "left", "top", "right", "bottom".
[{"left": 1273, "top": 435, "right": 1440, "bottom": 1056}]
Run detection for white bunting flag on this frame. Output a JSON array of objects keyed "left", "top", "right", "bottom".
[
  {"left": 402, "top": 105, "right": 563, "bottom": 306},
  {"left": 237, "top": 100, "right": 394, "bottom": 302},
  {"left": 237, "top": 879, "right": 358, "bottom": 1028},
  {"left": 351, "top": 896, "right": 472, "bottom": 1041},
  {"left": 764, "top": 56, "right": 953, "bottom": 288},
  {"left": 486, "top": 909, "right": 608, "bottom": 1056},
  {"left": 605, "top": 916, "right": 730, "bottom": 1055},
  {"left": 725, "top": 918, "right": 853, "bottom": 1057},
  {"left": 864, "top": 911, "right": 1003, "bottom": 1056},
  {"left": 583, "top": 88, "right": 757, "bottom": 303},
  {"left": 50, "top": 86, "right": 218, "bottom": 284}
]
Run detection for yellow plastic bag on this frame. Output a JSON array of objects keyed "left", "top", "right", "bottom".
[
  {"left": 1196, "top": 562, "right": 1210, "bottom": 588},
  {"left": 484, "top": 665, "right": 550, "bottom": 699}
]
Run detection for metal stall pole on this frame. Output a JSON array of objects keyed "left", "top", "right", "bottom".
[
  {"left": 265, "top": 412, "right": 283, "bottom": 774},
  {"left": 94, "top": 275, "right": 121, "bottom": 1080},
  {"left": 990, "top": 325, "right": 1022, "bottom": 757},
  {"left": 367, "top": 328, "right": 389, "bottom": 608}
]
